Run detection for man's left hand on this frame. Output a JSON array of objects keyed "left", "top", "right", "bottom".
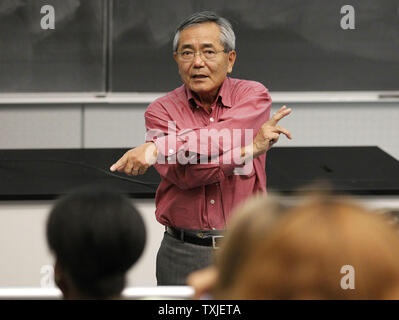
[{"left": 252, "top": 105, "right": 292, "bottom": 158}]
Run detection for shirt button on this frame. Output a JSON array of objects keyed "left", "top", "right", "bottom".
[
  {"left": 169, "top": 148, "right": 174, "bottom": 154},
  {"left": 209, "top": 117, "right": 214, "bottom": 122},
  {"left": 210, "top": 199, "right": 215, "bottom": 204},
  {"left": 196, "top": 106, "right": 200, "bottom": 109}
]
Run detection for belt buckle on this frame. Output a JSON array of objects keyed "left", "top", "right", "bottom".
[{"left": 212, "top": 235, "right": 224, "bottom": 249}]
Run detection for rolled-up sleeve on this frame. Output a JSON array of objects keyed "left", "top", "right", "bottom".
[
  {"left": 147, "top": 84, "right": 271, "bottom": 158},
  {"left": 144, "top": 82, "right": 271, "bottom": 189}
]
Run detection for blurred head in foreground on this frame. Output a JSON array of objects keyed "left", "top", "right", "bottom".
[
  {"left": 212, "top": 193, "right": 399, "bottom": 299},
  {"left": 46, "top": 186, "right": 146, "bottom": 299},
  {"left": 187, "top": 194, "right": 287, "bottom": 299}
]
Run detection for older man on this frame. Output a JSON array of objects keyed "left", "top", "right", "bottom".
[{"left": 110, "top": 11, "right": 292, "bottom": 285}]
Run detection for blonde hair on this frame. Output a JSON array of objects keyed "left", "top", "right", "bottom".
[
  {"left": 213, "top": 194, "right": 399, "bottom": 299},
  {"left": 212, "top": 194, "right": 287, "bottom": 296}
]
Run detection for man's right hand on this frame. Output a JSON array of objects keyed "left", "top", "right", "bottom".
[
  {"left": 252, "top": 105, "right": 292, "bottom": 158},
  {"left": 110, "top": 142, "right": 157, "bottom": 176}
]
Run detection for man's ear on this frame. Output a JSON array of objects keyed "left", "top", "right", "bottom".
[
  {"left": 227, "top": 50, "right": 236, "bottom": 74},
  {"left": 173, "top": 52, "right": 178, "bottom": 64}
]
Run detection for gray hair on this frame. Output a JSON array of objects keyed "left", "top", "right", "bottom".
[{"left": 172, "top": 11, "right": 236, "bottom": 52}]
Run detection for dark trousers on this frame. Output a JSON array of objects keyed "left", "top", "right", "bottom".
[{"left": 156, "top": 231, "right": 215, "bottom": 285}]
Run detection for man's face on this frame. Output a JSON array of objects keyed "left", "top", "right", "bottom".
[{"left": 173, "top": 22, "right": 236, "bottom": 100}]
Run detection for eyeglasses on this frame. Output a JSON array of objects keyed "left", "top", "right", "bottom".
[{"left": 176, "top": 49, "right": 228, "bottom": 61}]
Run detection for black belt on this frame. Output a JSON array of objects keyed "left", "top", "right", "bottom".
[{"left": 165, "top": 226, "right": 224, "bottom": 249}]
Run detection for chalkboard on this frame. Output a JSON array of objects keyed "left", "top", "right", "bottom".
[
  {"left": 1, "top": 0, "right": 398, "bottom": 93},
  {"left": 0, "top": 0, "right": 106, "bottom": 92},
  {"left": 111, "top": 0, "right": 399, "bottom": 92}
]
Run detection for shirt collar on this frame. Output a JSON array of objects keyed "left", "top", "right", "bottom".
[
  {"left": 185, "top": 77, "right": 232, "bottom": 110},
  {"left": 218, "top": 77, "right": 232, "bottom": 108}
]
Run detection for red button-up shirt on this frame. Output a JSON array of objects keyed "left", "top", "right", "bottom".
[{"left": 145, "top": 77, "right": 271, "bottom": 230}]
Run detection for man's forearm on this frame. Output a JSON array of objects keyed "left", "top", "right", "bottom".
[
  {"left": 240, "top": 142, "right": 264, "bottom": 161},
  {"left": 150, "top": 140, "right": 264, "bottom": 169}
]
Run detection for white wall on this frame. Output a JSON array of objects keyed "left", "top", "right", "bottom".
[
  {"left": 273, "top": 102, "right": 399, "bottom": 161},
  {"left": 0, "top": 105, "right": 81, "bottom": 148},
  {"left": 1, "top": 102, "right": 398, "bottom": 159},
  {"left": 0, "top": 199, "right": 162, "bottom": 287}
]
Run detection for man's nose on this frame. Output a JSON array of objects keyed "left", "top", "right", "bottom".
[{"left": 192, "top": 53, "right": 206, "bottom": 66}]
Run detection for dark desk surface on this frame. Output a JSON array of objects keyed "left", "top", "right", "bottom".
[{"left": 0, "top": 146, "right": 398, "bottom": 200}]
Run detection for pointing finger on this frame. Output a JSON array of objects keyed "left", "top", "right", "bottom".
[{"left": 110, "top": 154, "right": 127, "bottom": 172}]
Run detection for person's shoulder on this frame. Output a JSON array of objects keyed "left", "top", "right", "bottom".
[
  {"left": 156, "top": 85, "right": 186, "bottom": 104},
  {"left": 146, "top": 85, "right": 186, "bottom": 113},
  {"left": 227, "top": 77, "right": 271, "bottom": 99},
  {"left": 228, "top": 77, "right": 269, "bottom": 94}
]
